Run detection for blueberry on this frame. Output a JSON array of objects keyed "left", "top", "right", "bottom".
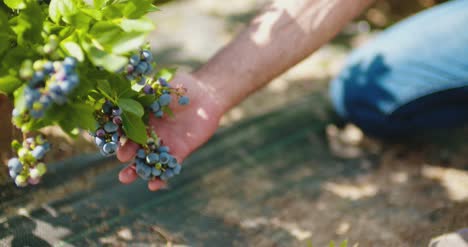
[
  {"left": 127, "top": 64, "right": 135, "bottom": 73},
  {"left": 159, "top": 78, "right": 169, "bottom": 87},
  {"left": 102, "top": 102, "right": 113, "bottom": 114},
  {"left": 43, "top": 61, "right": 54, "bottom": 74},
  {"left": 104, "top": 122, "right": 119, "bottom": 133},
  {"left": 96, "top": 128, "right": 106, "bottom": 137},
  {"left": 178, "top": 96, "right": 190, "bottom": 106},
  {"left": 159, "top": 152, "right": 170, "bottom": 164},
  {"left": 129, "top": 54, "right": 140, "bottom": 66},
  {"left": 136, "top": 149, "right": 146, "bottom": 159},
  {"left": 160, "top": 170, "right": 174, "bottom": 181},
  {"left": 135, "top": 62, "right": 148, "bottom": 74},
  {"left": 145, "top": 63, "right": 153, "bottom": 74},
  {"left": 39, "top": 95, "right": 52, "bottom": 109},
  {"left": 154, "top": 110, "right": 164, "bottom": 118},
  {"left": 136, "top": 162, "right": 151, "bottom": 180},
  {"left": 173, "top": 163, "right": 182, "bottom": 175},
  {"left": 113, "top": 116, "right": 123, "bottom": 125},
  {"left": 143, "top": 85, "right": 154, "bottom": 94},
  {"left": 8, "top": 158, "right": 23, "bottom": 173},
  {"left": 102, "top": 142, "right": 117, "bottom": 155},
  {"left": 59, "top": 80, "right": 76, "bottom": 94},
  {"left": 146, "top": 153, "right": 159, "bottom": 164},
  {"left": 15, "top": 175, "right": 28, "bottom": 187},
  {"left": 95, "top": 137, "right": 105, "bottom": 147},
  {"left": 63, "top": 57, "right": 77, "bottom": 68},
  {"left": 9, "top": 169, "right": 17, "bottom": 178},
  {"left": 159, "top": 94, "right": 171, "bottom": 106},
  {"left": 150, "top": 101, "right": 160, "bottom": 112},
  {"left": 168, "top": 156, "right": 177, "bottom": 168},
  {"left": 158, "top": 146, "right": 170, "bottom": 153},
  {"left": 151, "top": 167, "right": 162, "bottom": 177},
  {"left": 141, "top": 50, "right": 153, "bottom": 62},
  {"left": 29, "top": 168, "right": 40, "bottom": 179},
  {"left": 67, "top": 74, "right": 79, "bottom": 85},
  {"left": 137, "top": 76, "right": 146, "bottom": 85},
  {"left": 30, "top": 109, "right": 44, "bottom": 118},
  {"left": 42, "top": 142, "right": 51, "bottom": 152},
  {"left": 111, "top": 133, "right": 119, "bottom": 143},
  {"left": 112, "top": 108, "right": 122, "bottom": 116},
  {"left": 32, "top": 146, "right": 47, "bottom": 160}
]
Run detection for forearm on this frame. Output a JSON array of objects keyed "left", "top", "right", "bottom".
[{"left": 194, "top": 0, "right": 374, "bottom": 112}]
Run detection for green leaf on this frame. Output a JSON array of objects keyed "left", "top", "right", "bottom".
[
  {"left": 122, "top": 111, "right": 147, "bottom": 144},
  {"left": 13, "top": 85, "right": 26, "bottom": 113},
  {"left": 81, "top": 39, "right": 127, "bottom": 72},
  {"left": 96, "top": 80, "right": 115, "bottom": 101},
  {"left": 12, "top": 1, "right": 45, "bottom": 45},
  {"left": 0, "top": 76, "right": 22, "bottom": 95},
  {"left": 49, "top": 0, "right": 79, "bottom": 23},
  {"left": 156, "top": 68, "right": 177, "bottom": 81},
  {"left": 57, "top": 103, "right": 96, "bottom": 134},
  {"left": 117, "top": 98, "right": 144, "bottom": 117},
  {"left": 339, "top": 240, "right": 348, "bottom": 247},
  {"left": 4, "top": 0, "right": 26, "bottom": 9},
  {"left": 162, "top": 107, "right": 174, "bottom": 118},
  {"left": 89, "top": 22, "right": 146, "bottom": 54},
  {"left": 61, "top": 41, "right": 84, "bottom": 62},
  {"left": 120, "top": 18, "right": 155, "bottom": 32}
]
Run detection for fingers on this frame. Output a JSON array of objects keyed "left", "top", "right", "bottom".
[
  {"left": 119, "top": 164, "right": 138, "bottom": 184},
  {"left": 117, "top": 140, "right": 139, "bottom": 162},
  {"left": 148, "top": 179, "right": 166, "bottom": 191}
]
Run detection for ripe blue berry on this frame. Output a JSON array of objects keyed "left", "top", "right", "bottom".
[
  {"left": 32, "top": 146, "right": 47, "bottom": 160},
  {"left": 159, "top": 94, "right": 171, "bottom": 106},
  {"left": 178, "top": 96, "right": 190, "bottom": 106},
  {"left": 136, "top": 149, "right": 146, "bottom": 159},
  {"left": 151, "top": 167, "right": 162, "bottom": 176},
  {"left": 102, "top": 142, "right": 118, "bottom": 155},
  {"left": 95, "top": 137, "right": 106, "bottom": 148},
  {"left": 155, "top": 110, "right": 164, "bottom": 118},
  {"left": 129, "top": 55, "right": 140, "bottom": 66},
  {"left": 150, "top": 101, "right": 160, "bottom": 112},
  {"left": 136, "top": 162, "right": 151, "bottom": 180},
  {"left": 112, "top": 108, "right": 122, "bottom": 116},
  {"left": 173, "top": 164, "right": 182, "bottom": 175},
  {"left": 104, "top": 122, "right": 119, "bottom": 133},
  {"left": 159, "top": 78, "right": 169, "bottom": 87},
  {"left": 159, "top": 152, "right": 170, "bottom": 164},
  {"left": 168, "top": 157, "right": 177, "bottom": 168},
  {"left": 8, "top": 158, "right": 23, "bottom": 173},
  {"left": 159, "top": 146, "right": 170, "bottom": 153},
  {"left": 142, "top": 50, "right": 153, "bottom": 62},
  {"left": 146, "top": 153, "right": 159, "bottom": 164}
]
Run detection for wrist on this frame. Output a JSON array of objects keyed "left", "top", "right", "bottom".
[{"left": 191, "top": 70, "right": 235, "bottom": 116}]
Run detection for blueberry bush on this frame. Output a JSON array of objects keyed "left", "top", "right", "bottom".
[{"left": 0, "top": 0, "right": 188, "bottom": 188}]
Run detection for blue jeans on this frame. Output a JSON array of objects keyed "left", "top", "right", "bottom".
[{"left": 330, "top": 0, "right": 468, "bottom": 138}]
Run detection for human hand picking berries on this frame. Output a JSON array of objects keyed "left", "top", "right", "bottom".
[{"left": 117, "top": 73, "right": 224, "bottom": 191}]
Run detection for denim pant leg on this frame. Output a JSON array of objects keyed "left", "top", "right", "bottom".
[{"left": 329, "top": 0, "right": 468, "bottom": 138}]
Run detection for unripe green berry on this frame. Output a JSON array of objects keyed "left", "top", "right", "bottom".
[{"left": 36, "top": 163, "right": 47, "bottom": 176}]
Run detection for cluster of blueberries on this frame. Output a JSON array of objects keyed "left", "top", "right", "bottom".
[
  {"left": 134, "top": 138, "right": 182, "bottom": 181},
  {"left": 13, "top": 57, "right": 79, "bottom": 120},
  {"left": 126, "top": 50, "right": 154, "bottom": 85},
  {"left": 91, "top": 101, "right": 123, "bottom": 156},
  {"left": 147, "top": 78, "right": 190, "bottom": 118},
  {"left": 7, "top": 136, "right": 50, "bottom": 187}
]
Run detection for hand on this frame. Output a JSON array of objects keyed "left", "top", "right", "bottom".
[{"left": 116, "top": 73, "right": 224, "bottom": 191}]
